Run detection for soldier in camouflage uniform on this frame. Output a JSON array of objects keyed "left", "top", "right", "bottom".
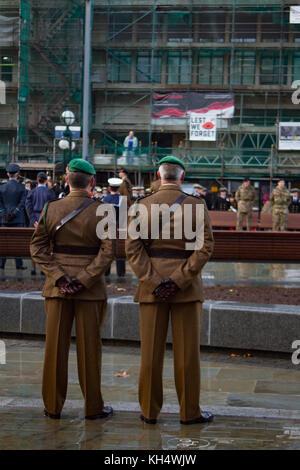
[
  {"left": 235, "top": 178, "right": 256, "bottom": 230},
  {"left": 270, "top": 180, "right": 291, "bottom": 231}
]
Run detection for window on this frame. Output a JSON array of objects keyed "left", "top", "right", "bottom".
[
  {"left": 197, "top": 12, "right": 225, "bottom": 43},
  {"left": 136, "top": 53, "right": 161, "bottom": 83},
  {"left": 107, "top": 52, "right": 131, "bottom": 83},
  {"left": 136, "top": 12, "right": 162, "bottom": 42},
  {"left": 167, "top": 51, "right": 192, "bottom": 84},
  {"left": 261, "top": 13, "right": 287, "bottom": 42},
  {"left": 232, "top": 12, "right": 257, "bottom": 43},
  {"left": 108, "top": 13, "right": 132, "bottom": 42},
  {"left": 229, "top": 51, "right": 255, "bottom": 85},
  {"left": 166, "top": 12, "right": 192, "bottom": 43},
  {"left": 260, "top": 52, "right": 287, "bottom": 85},
  {"left": 293, "top": 52, "right": 300, "bottom": 82},
  {"left": 1, "top": 56, "right": 13, "bottom": 82},
  {"left": 198, "top": 53, "right": 223, "bottom": 84}
]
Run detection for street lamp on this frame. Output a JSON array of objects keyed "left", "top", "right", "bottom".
[{"left": 60, "top": 110, "right": 75, "bottom": 167}]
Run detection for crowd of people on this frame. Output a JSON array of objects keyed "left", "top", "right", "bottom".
[
  {"left": 1, "top": 156, "right": 300, "bottom": 426},
  {"left": 1, "top": 162, "right": 300, "bottom": 274}
]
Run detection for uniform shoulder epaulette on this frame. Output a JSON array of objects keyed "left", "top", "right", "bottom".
[
  {"left": 136, "top": 193, "right": 152, "bottom": 202},
  {"left": 184, "top": 192, "right": 204, "bottom": 201}
]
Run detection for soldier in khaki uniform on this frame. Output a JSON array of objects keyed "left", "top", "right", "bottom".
[
  {"left": 118, "top": 168, "right": 133, "bottom": 203},
  {"left": 149, "top": 179, "right": 161, "bottom": 193},
  {"left": 126, "top": 156, "right": 214, "bottom": 425},
  {"left": 270, "top": 179, "right": 291, "bottom": 231},
  {"left": 235, "top": 178, "right": 256, "bottom": 230},
  {"left": 30, "top": 159, "right": 114, "bottom": 420}
]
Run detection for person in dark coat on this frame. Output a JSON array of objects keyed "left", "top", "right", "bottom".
[
  {"left": 289, "top": 188, "right": 300, "bottom": 214},
  {"left": 103, "top": 177, "right": 126, "bottom": 277},
  {"left": 26, "top": 172, "right": 56, "bottom": 227},
  {"left": 213, "top": 187, "right": 231, "bottom": 211},
  {"left": 26, "top": 172, "right": 56, "bottom": 275},
  {"left": 0, "top": 163, "right": 27, "bottom": 270}
]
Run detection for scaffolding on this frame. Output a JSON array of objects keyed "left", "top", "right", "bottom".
[
  {"left": 17, "top": 0, "right": 85, "bottom": 160},
  {"left": 90, "top": 0, "right": 300, "bottom": 178},
  {"left": 1, "top": 1, "right": 300, "bottom": 180}
]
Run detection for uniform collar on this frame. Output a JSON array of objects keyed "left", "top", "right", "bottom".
[
  {"left": 67, "top": 189, "right": 91, "bottom": 198},
  {"left": 158, "top": 183, "right": 182, "bottom": 192}
]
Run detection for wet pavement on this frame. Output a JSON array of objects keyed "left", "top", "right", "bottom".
[
  {"left": 2, "top": 258, "right": 300, "bottom": 288},
  {"left": 1, "top": 339, "right": 300, "bottom": 450}
]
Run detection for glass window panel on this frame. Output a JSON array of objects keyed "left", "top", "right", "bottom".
[
  {"left": 167, "top": 12, "right": 192, "bottom": 43},
  {"left": 293, "top": 53, "right": 300, "bottom": 82},
  {"left": 167, "top": 52, "right": 192, "bottom": 84},
  {"left": 1, "top": 56, "right": 13, "bottom": 82},
  {"left": 197, "top": 12, "right": 226, "bottom": 43},
  {"left": 230, "top": 51, "right": 255, "bottom": 85},
  {"left": 136, "top": 53, "right": 161, "bottom": 83},
  {"left": 108, "top": 13, "right": 132, "bottom": 42},
  {"left": 198, "top": 53, "right": 223, "bottom": 84},
  {"left": 260, "top": 52, "right": 287, "bottom": 85},
  {"left": 232, "top": 12, "right": 257, "bottom": 43},
  {"left": 261, "top": 13, "right": 288, "bottom": 42},
  {"left": 107, "top": 52, "right": 131, "bottom": 83}
]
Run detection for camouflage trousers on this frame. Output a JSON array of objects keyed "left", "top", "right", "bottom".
[
  {"left": 236, "top": 211, "right": 252, "bottom": 231},
  {"left": 272, "top": 208, "right": 288, "bottom": 231}
]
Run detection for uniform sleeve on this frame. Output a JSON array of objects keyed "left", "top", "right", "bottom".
[
  {"left": 0, "top": 188, "right": 6, "bottom": 217},
  {"left": 25, "top": 191, "right": 33, "bottom": 221},
  {"left": 235, "top": 188, "right": 240, "bottom": 202},
  {"left": 270, "top": 191, "right": 275, "bottom": 205},
  {"left": 14, "top": 186, "right": 26, "bottom": 217},
  {"left": 170, "top": 205, "right": 214, "bottom": 290},
  {"left": 30, "top": 206, "right": 66, "bottom": 282},
  {"left": 75, "top": 237, "right": 114, "bottom": 289}
]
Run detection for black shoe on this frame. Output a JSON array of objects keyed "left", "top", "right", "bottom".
[
  {"left": 31, "top": 270, "right": 36, "bottom": 276},
  {"left": 85, "top": 406, "right": 113, "bottom": 420},
  {"left": 140, "top": 414, "right": 157, "bottom": 424},
  {"left": 180, "top": 411, "right": 214, "bottom": 425},
  {"left": 44, "top": 408, "right": 61, "bottom": 419},
  {"left": 16, "top": 266, "right": 27, "bottom": 270}
]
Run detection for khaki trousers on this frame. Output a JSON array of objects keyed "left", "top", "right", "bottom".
[
  {"left": 236, "top": 211, "right": 252, "bottom": 231},
  {"left": 272, "top": 209, "right": 288, "bottom": 231},
  {"left": 43, "top": 298, "right": 106, "bottom": 416},
  {"left": 139, "top": 301, "right": 202, "bottom": 422}
]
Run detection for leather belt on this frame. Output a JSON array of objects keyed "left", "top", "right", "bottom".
[
  {"left": 146, "top": 248, "right": 193, "bottom": 259},
  {"left": 53, "top": 245, "right": 99, "bottom": 255}
]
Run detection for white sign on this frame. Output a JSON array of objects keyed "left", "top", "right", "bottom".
[
  {"left": 189, "top": 113, "right": 217, "bottom": 141},
  {"left": 278, "top": 122, "right": 300, "bottom": 150},
  {"left": 55, "top": 126, "right": 81, "bottom": 140},
  {"left": 290, "top": 6, "right": 300, "bottom": 23}
]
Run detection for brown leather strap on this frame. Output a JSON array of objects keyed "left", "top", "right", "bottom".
[
  {"left": 53, "top": 245, "right": 99, "bottom": 255},
  {"left": 146, "top": 248, "right": 193, "bottom": 259},
  {"left": 55, "top": 198, "right": 95, "bottom": 233}
]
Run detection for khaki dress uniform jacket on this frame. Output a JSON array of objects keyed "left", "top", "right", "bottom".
[
  {"left": 149, "top": 179, "right": 161, "bottom": 193},
  {"left": 125, "top": 183, "right": 214, "bottom": 422},
  {"left": 270, "top": 187, "right": 291, "bottom": 231},
  {"left": 235, "top": 184, "right": 256, "bottom": 230},
  {"left": 119, "top": 176, "right": 133, "bottom": 204},
  {"left": 30, "top": 190, "right": 114, "bottom": 416}
]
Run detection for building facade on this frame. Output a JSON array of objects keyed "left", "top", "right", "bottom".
[{"left": 0, "top": 0, "right": 300, "bottom": 185}]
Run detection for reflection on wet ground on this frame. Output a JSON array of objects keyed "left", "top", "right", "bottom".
[
  {"left": 1, "top": 408, "right": 300, "bottom": 450},
  {"left": 1, "top": 339, "right": 300, "bottom": 449},
  {"left": 1, "top": 259, "right": 300, "bottom": 288}
]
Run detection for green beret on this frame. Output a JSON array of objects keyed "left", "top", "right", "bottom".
[
  {"left": 68, "top": 158, "right": 96, "bottom": 175},
  {"left": 159, "top": 156, "right": 185, "bottom": 171}
]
